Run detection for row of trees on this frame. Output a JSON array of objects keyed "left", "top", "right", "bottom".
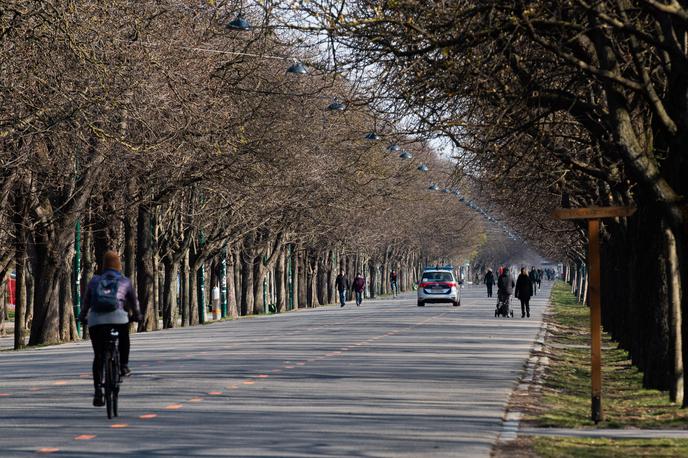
[
  {"left": 0, "top": 1, "right": 483, "bottom": 348},
  {"left": 286, "top": 1, "right": 688, "bottom": 404}
]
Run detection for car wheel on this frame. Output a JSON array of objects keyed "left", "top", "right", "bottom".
[
  {"left": 417, "top": 300, "right": 425, "bottom": 307},
  {"left": 452, "top": 301, "right": 460, "bottom": 307}
]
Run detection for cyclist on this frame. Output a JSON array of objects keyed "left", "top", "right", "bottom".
[
  {"left": 390, "top": 270, "right": 398, "bottom": 297},
  {"left": 78, "top": 251, "right": 142, "bottom": 407}
]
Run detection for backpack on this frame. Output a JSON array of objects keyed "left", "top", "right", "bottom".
[{"left": 92, "top": 272, "right": 120, "bottom": 313}]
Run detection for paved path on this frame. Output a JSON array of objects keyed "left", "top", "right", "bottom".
[
  {"left": 520, "top": 427, "right": 688, "bottom": 439},
  {"left": 0, "top": 283, "right": 551, "bottom": 457}
]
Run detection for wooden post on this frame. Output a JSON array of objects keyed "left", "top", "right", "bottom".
[
  {"left": 588, "top": 218, "right": 603, "bottom": 423},
  {"left": 552, "top": 206, "right": 636, "bottom": 423}
]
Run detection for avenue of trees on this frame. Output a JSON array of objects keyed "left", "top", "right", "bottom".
[
  {"left": 0, "top": 2, "right": 484, "bottom": 349},
  {"left": 281, "top": 1, "right": 688, "bottom": 404}
]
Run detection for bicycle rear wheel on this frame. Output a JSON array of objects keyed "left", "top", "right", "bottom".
[
  {"left": 104, "top": 351, "right": 115, "bottom": 419},
  {"left": 112, "top": 352, "right": 120, "bottom": 417}
]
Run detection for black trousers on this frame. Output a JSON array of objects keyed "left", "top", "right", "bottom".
[
  {"left": 89, "top": 323, "right": 130, "bottom": 389},
  {"left": 486, "top": 284, "right": 493, "bottom": 297},
  {"left": 520, "top": 298, "right": 530, "bottom": 316}
]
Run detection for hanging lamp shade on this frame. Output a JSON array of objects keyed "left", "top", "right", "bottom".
[
  {"left": 399, "top": 151, "right": 413, "bottom": 160},
  {"left": 451, "top": 190, "right": 460, "bottom": 196},
  {"left": 428, "top": 184, "right": 439, "bottom": 191},
  {"left": 441, "top": 188, "right": 450, "bottom": 193},
  {"left": 327, "top": 98, "right": 346, "bottom": 111},
  {"left": 417, "top": 163, "right": 429, "bottom": 172},
  {"left": 287, "top": 62, "right": 308, "bottom": 74},
  {"left": 227, "top": 14, "right": 251, "bottom": 31},
  {"left": 387, "top": 143, "right": 400, "bottom": 152},
  {"left": 365, "top": 132, "right": 380, "bottom": 141}
]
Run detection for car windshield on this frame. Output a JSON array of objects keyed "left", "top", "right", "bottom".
[{"left": 422, "top": 272, "right": 454, "bottom": 282}]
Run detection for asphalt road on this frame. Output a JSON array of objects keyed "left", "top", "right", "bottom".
[{"left": 0, "top": 282, "right": 550, "bottom": 457}]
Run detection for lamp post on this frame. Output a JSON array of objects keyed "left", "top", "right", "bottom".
[
  {"left": 221, "top": 245, "right": 228, "bottom": 318},
  {"left": 74, "top": 221, "right": 81, "bottom": 335}
]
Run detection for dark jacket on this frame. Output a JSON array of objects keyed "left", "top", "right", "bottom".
[
  {"left": 515, "top": 273, "right": 533, "bottom": 299},
  {"left": 484, "top": 271, "right": 495, "bottom": 286},
  {"left": 529, "top": 270, "right": 538, "bottom": 283},
  {"left": 352, "top": 276, "right": 366, "bottom": 293},
  {"left": 497, "top": 273, "right": 515, "bottom": 295},
  {"left": 335, "top": 274, "right": 349, "bottom": 292}
]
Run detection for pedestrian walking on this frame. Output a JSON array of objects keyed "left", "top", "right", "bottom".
[
  {"left": 390, "top": 270, "right": 399, "bottom": 297},
  {"left": 335, "top": 271, "right": 349, "bottom": 307},
  {"left": 484, "top": 268, "right": 495, "bottom": 298},
  {"left": 352, "top": 273, "right": 366, "bottom": 306},
  {"left": 529, "top": 267, "right": 538, "bottom": 296},
  {"left": 515, "top": 267, "right": 533, "bottom": 318}
]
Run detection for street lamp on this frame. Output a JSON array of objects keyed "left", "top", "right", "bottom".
[
  {"left": 428, "top": 183, "right": 439, "bottom": 191},
  {"left": 227, "top": 13, "right": 251, "bottom": 31},
  {"left": 287, "top": 61, "right": 308, "bottom": 74},
  {"left": 386, "top": 144, "right": 400, "bottom": 152},
  {"left": 365, "top": 132, "right": 381, "bottom": 141},
  {"left": 327, "top": 98, "right": 346, "bottom": 111},
  {"left": 399, "top": 151, "right": 413, "bottom": 160},
  {"left": 417, "top": 163, "right": 429, "bottom": 172}
]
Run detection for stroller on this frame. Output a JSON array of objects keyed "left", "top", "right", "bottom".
[{"left": 495, "top": 293, "right": 514, "bottom": 318}]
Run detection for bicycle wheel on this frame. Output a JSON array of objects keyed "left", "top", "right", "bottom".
[
  {"left": 112, "top": 351, "right": 120, "bottom": 417},
  {"left": 104, "top": 351, "right": 114, "bottom": 419}
]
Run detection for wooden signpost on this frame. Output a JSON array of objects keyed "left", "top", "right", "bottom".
[{"left": 552, "top": 205, "right": 636, "bottom": 423}]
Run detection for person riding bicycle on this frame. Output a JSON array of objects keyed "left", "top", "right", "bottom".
[
  {"left": 78, "top": 251, "right": 143, "bottom": 407},
  {"left": 497, "top": 267, "right": 515, "bottom": 312}
]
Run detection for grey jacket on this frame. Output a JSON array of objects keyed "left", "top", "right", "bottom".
[{"left": 81, "top": 269, "right": 141, "bottom": 328}]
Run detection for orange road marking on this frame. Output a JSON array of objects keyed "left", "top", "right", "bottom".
[
  {"left": 54, "top": 381, "right": 67, "bottom": 386},
  {"left": 243, "top": 380, "right": 255, "bottom": 385},
  {"left": 284, "top": 365, "right": 295, "bottom": 369},
  {"left": 30, "top": 387, "right": 41, "bottom": 391},
  {"left": 111, "top": 424, "right": 128, "bottom": 428},
  {"left": 296, "top": 362, "right": 306, "bottom": 366},
  {"left": 189, "top": 397, "right": 204, "bottom": 402},
  {"left": 0, "top": 393, "right": 9, "bottom": 397},
  {"left": 37, "top": 447, "right": 60, "bottom": 453},
  {"left": 74, "top": 434, "right": 96, "bottom": 440},
  {"left": 208, "top": 391, "right": 223, "bottom": 395},
  {"left": 227, "top": 385, "right": 238, "bottom": 389},
  {"left": 165, "top": 404, "right": 183, "bottom": 410},
  {"left": 140, "top": 414, "right": 158, "bottom": 419},
  {"left": 257, "top": 374, "right": 269, "bottom": 378}
]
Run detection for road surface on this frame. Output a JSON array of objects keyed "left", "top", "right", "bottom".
[{"left": 0, "top": 283, "right": 551, "bottom": 457}]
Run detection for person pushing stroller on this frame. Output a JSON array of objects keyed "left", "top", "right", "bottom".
[{"left": 496, "top": 267, "right": 515, "bottom": 317}]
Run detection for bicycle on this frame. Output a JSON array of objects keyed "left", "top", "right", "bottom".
[{"left": 102, "top": 327, "right": 121, "bottom": 419}]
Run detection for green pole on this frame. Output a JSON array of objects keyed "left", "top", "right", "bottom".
[
  {"left": 221, "top": 246, "right": 228, "bottom": 318},
  {"left": 198, "top": 264, "right": 206, "bottom": 323},
  {"left": 287, "top": 245, "right": 293, "bottom": 310},
  {"left": 74, "top": 220, "right": 81, "bottom": 335}
]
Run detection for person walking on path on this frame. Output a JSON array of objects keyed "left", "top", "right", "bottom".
[
  {"left": 352, "top": 273, "right": 366, "bottom": 306},
  {"left": 529, "top": 266, "right": 539, "bottom": 296},
  {"left": 335, "top": 271, "right": 349, "bottom": 307},
  {"left": 483, "top": 268, "right": 495, "bottom": 298},
  {"left": 390, "top": 270, "right": 399, "bottom": 297},
  {"left": 515, "top": 267, "right": 534, "bottom": 318},
  {"left": 497, "top": 267, "right": 515, "bottom": 312},
  {"left": 78, "top": 251, "right": 143, "bottom": 407}
]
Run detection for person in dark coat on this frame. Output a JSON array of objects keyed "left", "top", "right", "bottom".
[
  {"left": 335, "top": 271, "right": 349, "bottom": 307},
  {"left": 515, "top": 267, "right": 534, "bottom": 318},
  {"left": 529, "top": 267, "right": 538, "bottom": 296},
  {"left": 497, "top": 267, "right": 515, "bottom": 310},
  {"left": 352, "top": 273, "right": 366, "bottom": 306},
  {"left": 484, "top": 268, "right": 495, "bottom": 298}
]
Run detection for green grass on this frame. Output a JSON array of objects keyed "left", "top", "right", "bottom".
[
  {"left": 533, "top": 437, "right": 688, "bottom": 457},
  {"left": 534, "top": 282, "right": 688, "bottom": 428}
]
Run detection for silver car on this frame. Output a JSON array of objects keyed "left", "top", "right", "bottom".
[{"left": 417, "top": 269, "right": 461, "bottom": 307}]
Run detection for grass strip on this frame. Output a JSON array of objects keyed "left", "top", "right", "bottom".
[{"left": 533, "top": 436, "right": 688, "bottom": 457}]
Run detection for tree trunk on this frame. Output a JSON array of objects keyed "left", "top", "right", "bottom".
[
  {"left": 137, "top": 205, "right": 156, "bottom": 331},
  {"left": 666, "top": 226, "right": 684, "bottom": 404},
  {"left": 162, "top": 257, "right": 178, "bottom": 329},
  {"left": 226, "top": 249, "right": 239, "bottom": 319},
  {"left": 276, "top": 248, "right": 286, "bottom": 313}
]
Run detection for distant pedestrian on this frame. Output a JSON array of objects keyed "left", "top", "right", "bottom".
[
  {"left": 484, "top": 268, "right": 495, "bottom": 298},
  {"left": 529, "top": 267, "right": 538, "bottom": 296},
  {"left": 537, "top": 269, "right": 543, "bottom": 288},
  {"left": 515, "top": 268, "right": 533, "bottom": 318},
  {"left": 352, "top": 273, "right": 366, "bottom": 306},
  {"left": 335, "top": 271, "right": 349, "bottom": 307},
  {"left": 390, "top": 270, "right": 399, "bottom": 297}
]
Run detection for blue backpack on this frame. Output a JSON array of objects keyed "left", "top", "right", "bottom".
[{"left": 92, "top": 272, "right": 120, "bottom": 313}]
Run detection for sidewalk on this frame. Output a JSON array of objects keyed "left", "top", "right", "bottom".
[{"left": 520, "top": 427, "right": 688, "bottom": 439}]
